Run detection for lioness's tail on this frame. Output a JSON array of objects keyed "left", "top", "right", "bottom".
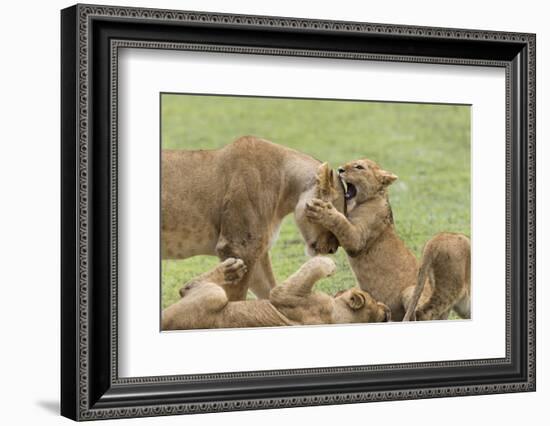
[{"left": 403, "top": 255, "right": 431, "bottom": 321}]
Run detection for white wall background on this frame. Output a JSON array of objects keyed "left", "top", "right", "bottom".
[{"left": 0, "top": 0, "right": 546, "bottom": 424}]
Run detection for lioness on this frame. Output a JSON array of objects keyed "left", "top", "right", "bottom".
[
  {"left": 305, "top": 158, "right": 419, "bottom": 321},
  {"left": 161, "top": 257, "right": 391, "bottom": 330},
  {"left": 162, "top": 136, "right": 346, "bottom": 301},
  {"left": 402, "top": 233, "right": 471, "bottom": 321}
]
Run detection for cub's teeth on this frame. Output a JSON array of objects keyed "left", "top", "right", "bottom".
[{"left": 340, "top": 179, "right": 348, "bottom": 192}]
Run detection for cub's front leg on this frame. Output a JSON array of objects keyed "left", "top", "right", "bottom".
[{"left": 305, "top": 199, "right": 365, "bottom": 256}]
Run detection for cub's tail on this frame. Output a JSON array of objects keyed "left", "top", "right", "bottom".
[{"left": 403, "top": 256, "right": 431, "bottom": 321}]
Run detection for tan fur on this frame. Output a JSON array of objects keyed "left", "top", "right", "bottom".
[
  {"left": 402, "top": 233, "right": 471, "bottom": 321},
  {"left": 305, "top": 158, "right": 421, "bottom": 321},
  {"left": 161, "top": 257, "right": 391, "bottom": 330},
  {"left": 162, "top": 136, "right": 346, "bottom": 301}
]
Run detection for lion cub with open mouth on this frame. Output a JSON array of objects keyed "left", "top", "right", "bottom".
[
  {"left": 305, "top": 158, "right": 419, "bottom": 321},
  {"left": 162, "top": 256, "right": 390, "bottom": 331}
]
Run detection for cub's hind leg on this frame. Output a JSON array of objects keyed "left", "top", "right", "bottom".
[
  {"left": 401, "top": 283, "right": 431, "bottom": 322},
  {"left": 179, "top": 258, "right": 247, "bottom": 298},
  {"left": 270, "top": 256, "right": 336, "bottom": 304},
  {"left": 453, "top": 292, "right": 471, "bottom": 319},
  {"left": 164, "top": 258, "right": 248, "bottom": 330},
  {"left": 269, "top": 257, "right": 336, "bottom": 326}
]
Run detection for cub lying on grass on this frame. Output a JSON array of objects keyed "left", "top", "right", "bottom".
[
  {"left": 402, "top": 232, "right": 471, "bottom": 321},
  {"left": 161, "top": 257, "right": 390, "bottom": 331},
  {"left": 305, "top": 158, "right": 420, "bottom": 321}
]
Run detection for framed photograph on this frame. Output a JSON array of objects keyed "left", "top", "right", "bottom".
[{"left": 61, "top": 4, "right": 536, "bottom": 421}]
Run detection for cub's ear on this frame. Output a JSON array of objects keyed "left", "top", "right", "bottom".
[
  {"left": 347, "top": 289, "right": 366, "bottom": 310},
  {"left": 316, "top": 162, "right": 338, "bottom": 200},
  {"left": 378, "top": 169, "right": 398, "bottom": 187}
]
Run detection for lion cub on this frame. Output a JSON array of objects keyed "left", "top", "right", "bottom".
[
  {"left": 305, "top": 158, "right": 419, "bottom": 321},
  {"left": 402, "top": 232, "right": 471, "bottom": 321},
  {"left": 161, "top": 257, "right": 390, "bottom": 331}
]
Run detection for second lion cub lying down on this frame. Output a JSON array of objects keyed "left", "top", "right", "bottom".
[{"left": 162, "top": 257, "right": 390, "bottom": 330}]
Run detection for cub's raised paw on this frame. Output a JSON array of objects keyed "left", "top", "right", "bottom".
[
  {"left": 305, "top": 198, "right": 334, "bottom": 226},
  {"left": 308, "top": 256, "right": 337, "bottom": 277},
  {"left": 221, "top": 257, "right": 247, "bottom": 284}
]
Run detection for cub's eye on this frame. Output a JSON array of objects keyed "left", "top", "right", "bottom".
[{"left": 354, "top": 164, "right": 365, "bottom": 170}]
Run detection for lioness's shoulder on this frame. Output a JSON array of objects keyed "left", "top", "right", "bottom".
[
  {"left": 225, "top": 136, "right": 313, "bottom": 167},
  {"left": 229, "top": 135, "right": 273, "bottom": 150}
]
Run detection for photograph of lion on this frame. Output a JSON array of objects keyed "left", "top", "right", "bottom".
[{"left": 160, "top": 94, "right": 471, "bottom": 331}]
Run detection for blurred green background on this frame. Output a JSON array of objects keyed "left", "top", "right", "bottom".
[{"left": 161, "top": 94, "right": 470, "bottom": 315}]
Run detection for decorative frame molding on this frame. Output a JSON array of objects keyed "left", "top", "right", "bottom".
[{"left": 61, "top": 3, "right": 535, "bottom": 421}]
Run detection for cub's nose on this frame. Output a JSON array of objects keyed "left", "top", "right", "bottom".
[{"left": 337, "top": 167, "right": 345, "bottom": 174}]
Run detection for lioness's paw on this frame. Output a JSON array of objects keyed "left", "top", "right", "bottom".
[
  {"left": 221, "top": 257, "right": 247, "bottom": 284},
  {"left": 309, "top": 256, "right": 337, "bottom": 277}
]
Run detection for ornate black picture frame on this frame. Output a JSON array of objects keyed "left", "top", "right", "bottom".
[{"left": 61, "top": 3, "right": 535, "bottom": 421}]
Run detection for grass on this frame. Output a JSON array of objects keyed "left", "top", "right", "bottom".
[{"left": 161, "top": 94, "right": 470, "bottom": 317}]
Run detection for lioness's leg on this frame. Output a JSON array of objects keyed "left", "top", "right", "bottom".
[
  {"left": 215, "top": 237, "right": 268, "bottom": 301},
  {"left": 247, "top": 253, "right": 277, "bottom": 299},
  {"left": 214, "top": 174, "right": 274, "bottom": 301}
]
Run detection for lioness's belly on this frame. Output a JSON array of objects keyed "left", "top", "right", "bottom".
[
  {"left": 162, "top": 229, "right": 218, "bottom": 259},
  {"left": 161, "top": 150, "right": 222, "bottom": 259},
  {"left": 161, "top": 181, "right": 220, "bottom": 258}
]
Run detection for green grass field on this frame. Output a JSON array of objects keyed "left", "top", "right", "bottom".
[{"left": 161, "top": 94, "right": 470, "bottom": 315}]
